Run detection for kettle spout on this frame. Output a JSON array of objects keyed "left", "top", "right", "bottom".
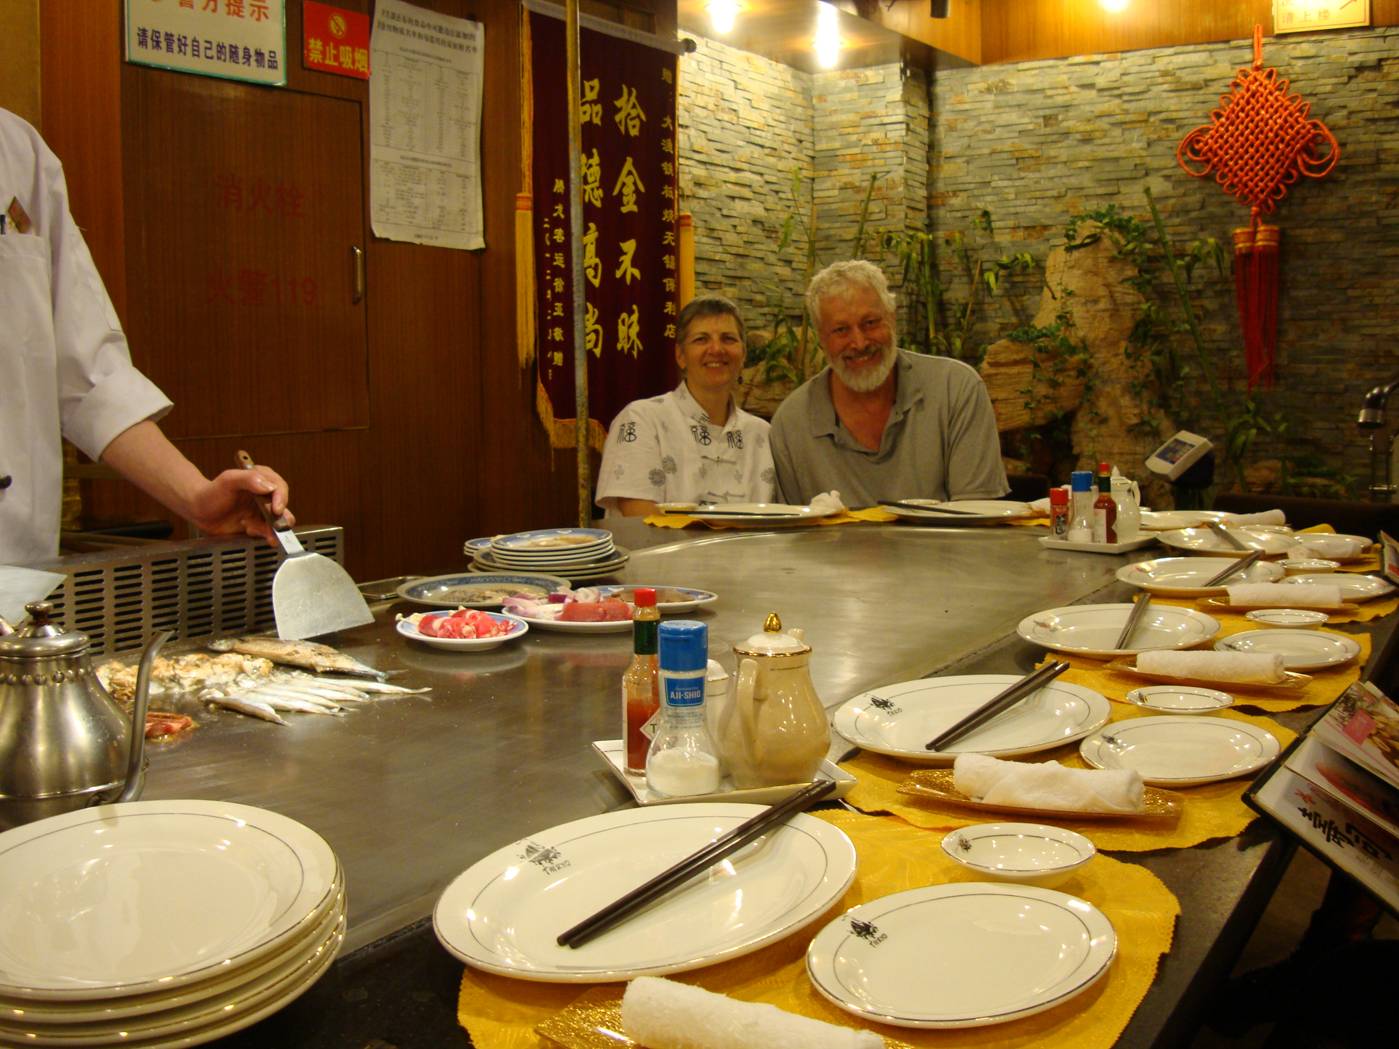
[{"left": 117, "top": 629, "right": 172, "bottom": 804}]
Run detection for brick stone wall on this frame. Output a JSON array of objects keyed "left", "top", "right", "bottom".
[{"left": 931, "top": 28, "right": 1399, "bottom": 491}]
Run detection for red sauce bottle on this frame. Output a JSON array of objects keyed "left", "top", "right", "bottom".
[
  {"left": 622, "top": 588, "right": 660, "bottom": 773},
  {"left": 1092, "top": 463, "right": 1117, "bottom": 544}
]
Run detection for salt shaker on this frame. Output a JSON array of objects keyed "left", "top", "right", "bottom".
[{"left": 645, "top": 621, "right": 722, "bottom": 797}]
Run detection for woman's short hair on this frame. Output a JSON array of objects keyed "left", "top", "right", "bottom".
[
  {"left": 676, "top": 295, "right": 747, "bottom": 349},
  {"left": 805, "top": 260, "right": 896, "bottom": 332}
]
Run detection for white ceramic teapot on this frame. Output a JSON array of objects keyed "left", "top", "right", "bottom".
[{"left": 717, "top": 612, "right": 829, "bottom": 788}]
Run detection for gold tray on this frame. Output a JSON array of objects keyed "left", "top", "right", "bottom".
[
  {"left": 1104, "top": 657, "right": 1311, "bottom": 691},
  {"left": 536, "top": 987, "right": 917, "bottom": 1049},
  {"left": 897, "top": 768, "right": 1184, "bottom": 824}
]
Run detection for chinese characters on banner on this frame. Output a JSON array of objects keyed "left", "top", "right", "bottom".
[
  {"left": 528, "top": 12, "right": 678, "bottom": 449},
  {"left": 302, "top": 1, "right": 369, "bottom": 80},
  {"left": 125, "top": 0, "right": 286, "bottom": 87},
  {"left": 370, "top": 0, "right": 484, "bottom": 250}
]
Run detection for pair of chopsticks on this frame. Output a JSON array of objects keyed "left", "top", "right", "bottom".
[
  {"left": 883, "top": 500, "right": 980, "bottom": 516},
  {"left": 925, "top": 660, "right": 1070, "bottom": 752},
  {"left": 1201, "top": 549, "right": 1262, "bottom": 587},
  {"left": 557, "top": 778, "right": 837, "bottom": 948},
  {"left": 1207, "top": 521, "right": 1251, "bottom": 552},
  {"left": 1114, "top": 592, "right": 1153, "bottom": 650}
]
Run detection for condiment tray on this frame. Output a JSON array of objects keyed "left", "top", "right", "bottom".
[
  {"left": 1038, "top": 535, "right": 1159, "bottom": 554},
  {"left": 591, "top": 740, "right": 855, "bottom": 806},
  {"left": 897, "top": 768, "right": 1183, "bottom": 823}
]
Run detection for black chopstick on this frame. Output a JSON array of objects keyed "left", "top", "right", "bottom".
[
  {"left": 690, "top": 509, "right": 803, "bottom": 517},
  {"left": 1207, "top": 521, "right": 1251, "bottom": 551},
  {"left": 882, "top": 500, "right": 981, "bottom": 516},
  {"left": 1113, "top": 593, "right": 1153, "bottom": 650},
  {"left": 925, "top": 661, "right": 1070, "bottom": 751},
  {"left": 556, "top": 779, "right": 837, "bottom": 948},
  {"left": 1202, "top": 549, "right": 1263, "bottom": 588}
]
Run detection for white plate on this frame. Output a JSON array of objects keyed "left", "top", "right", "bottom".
[
  {"left": 1244, "top": 609, "right": 1329, "bottom": 627},
  {"left": 687, "top": 503, "right": 833, "bottom": 525},
  {"left": 1016, "top": 603, "right": 1220, "bottom": 658},
  {"left": 1280, "top": 558, "right": 1340, "bottom": 575},
  {"left": 488, "top": 546, "right": 618, "bottom": 568},
  {"left": 1116, "top": 556, "right": 1284, "bottom": 596},
  {"left": 1214, "top": 629, "right": 1362, "bottom": 672},
  {"left": 832, "top": 675, "right": 1111, "bottom": 764},
  {"left": 1156, "top": 526, "right": 1296, "bottom": 557},
  {"left": 1140, "top": 509, "right": 1234, "bottom": 530},
  {"left": 396, "top": 572, "right": 570, "bottom": 609},
  {"left": 492, "top": 528, "right": 614, "bottom": 553},
  {"left": 395, "top": 611, "right": 528, "bottom": 651},
  {"left": 1079, "top": 716, "right": 1280, "bottom": 786},
  {"left": 0, "top": 905, "right": 344, "bottom": 1044},
  {"left": 473, "top": 548, "right": 631, "bottom": 579},
  {"left": 1125, "top": 685, "right": 1233, "bottom": 713},
  {"left": 881, "top": 499, "right": 1035, "bottom": 523},
  {"left": 805, "top": 883, "right": 1116, "bottom": 1029},
  {"left": 510, "top": 610, "right": 634, "bottom": 634},
  {"left": 1281, "top": 573, "right": 1394, "bottom": 602},
  {"left": 939, "top": 823, "right": 1096, "bottom": 888},
  {"left": 1284, "top": 533, "right": 1373, "bottom": 562},
  {"left": 1037, "top": 535, "right": 1159, "bottom": 554},
  {"left": 434, "top": 804, "right": 857, "bottom": 982},
  {"left": 590, "top": 741, "right": 855, "bottom": 806},
  {"left": 595, "top": 585, "right": 718, "bottom": 614},
  {"left": 0, "top": 801, "right": 338, "bottom": 1000}
]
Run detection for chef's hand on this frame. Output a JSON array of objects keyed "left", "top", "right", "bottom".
[{"left": 189, "top": 467, "right": 295, "bottom": 545}]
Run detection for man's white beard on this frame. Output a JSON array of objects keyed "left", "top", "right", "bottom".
[{"left": 830, "top": 342, "right": 898, "bottom": 393}]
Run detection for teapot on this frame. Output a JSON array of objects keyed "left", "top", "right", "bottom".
[
  {"left": 0, "top": 602, "right": 169, "bottom": 831},
  {"left": 716, "top": 612, "right": 829, "bottom": 788}
]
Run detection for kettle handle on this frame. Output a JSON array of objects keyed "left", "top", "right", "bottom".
[
  {"left": 117, "top": 630, "right": 171, "bottom": 804},
  {"left": 735, "top": 657, "right": 760, "bottom": 763}
]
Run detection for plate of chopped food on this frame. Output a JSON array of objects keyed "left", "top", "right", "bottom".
[
  {"left": 596, "top": 584, "right": 718, "bottom": 614},
  {"left": 395, "top": 609, "right": 528, "bottom": 651},
  {"left": 502, "top": 587, "right": 635, "bottom": 633},
  {"left": 396, "top": 573, "right": 570, "bottom": 609}
]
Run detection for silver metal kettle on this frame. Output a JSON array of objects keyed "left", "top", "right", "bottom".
[{"left": 0, "top": 601, "right": 169, "bottom": 831}]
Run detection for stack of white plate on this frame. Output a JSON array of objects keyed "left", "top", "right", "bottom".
[
  {"left": 471, "top": 527, "right": 629, "bottom": 582},
  {"left": 0, "top": 801, "right": 344, "bottom": 1048}
]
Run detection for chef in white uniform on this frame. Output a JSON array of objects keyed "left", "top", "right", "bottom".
[{"left": 0, "top": 108, "right": 291, "bottom": 564}]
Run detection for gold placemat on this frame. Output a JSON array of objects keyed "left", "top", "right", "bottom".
[
  {"left": 643, "top": 507, "right": 894, "bottom": 530},
  {"left": 457, "top": 809, "right": 1179, "bottom": 1049},
  {"left": 840, "top": 707, "right": 1296, "bottom": 852},
  {"left": 1150, "top": 588, "right": 1394, "bottom": 627},
  {"left": 1046, "top": 636, "right": 1366, "bottom": 715}
]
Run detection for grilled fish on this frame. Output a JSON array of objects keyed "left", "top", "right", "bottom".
[{"left": 209, "top": 637, "right": 386, "bottom": 679}]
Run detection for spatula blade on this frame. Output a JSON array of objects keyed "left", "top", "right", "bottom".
[{"left": 271, "top": 553, "right": 374, "bottom": 640}]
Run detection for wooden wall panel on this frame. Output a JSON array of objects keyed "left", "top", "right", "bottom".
[{"left": 982, "top": 0, "right": 1399, "bottom": 64}]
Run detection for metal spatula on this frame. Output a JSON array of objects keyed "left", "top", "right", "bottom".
[{"left": 236, "top": 452, "right": 374, "bottom": 640}]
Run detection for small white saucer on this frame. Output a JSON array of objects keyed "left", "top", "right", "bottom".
[
  {"left": 1244, "top": 608, "right": 1329, "bottom": 627},
  {"left": 1280, "top": 558, "right": 1339, "bottom": 575},
  {"left": 939, "top": 823, "right": 1095, "bottom": 888},
  {"left": 1125, "top": 684, "right": 1233, "bottom": 713}
]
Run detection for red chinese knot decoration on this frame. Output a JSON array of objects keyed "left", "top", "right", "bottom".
[{"left": 1176, "top": 26, "right": 1339, "bottom": 389}]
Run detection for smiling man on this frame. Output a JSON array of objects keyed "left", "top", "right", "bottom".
[
  {"left": 597, "top": 296, "right": 777, "bottom": 517},
  {"left": 770, "top": 260, "right": 1008, "bottom": 507}
]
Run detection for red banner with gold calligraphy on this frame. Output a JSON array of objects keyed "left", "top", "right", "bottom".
[{"left": 527, "top": 11, "right": 679, "bottom": 450}]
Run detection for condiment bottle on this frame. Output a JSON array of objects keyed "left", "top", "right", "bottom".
[
  {"left": 1067, "top": 470, "right": 1094, "bottom": 541},
  {"left": 645, "top": 620, "right": 722, "bottom": 797},
  {"left": 1049, "top": 486, "right": 1069, "bottom": 538},
  {"left": 1093, "top": 463, "right": 1118, "bottom": 544},
  {"left": 1111, "top": 471, "right": 1141, "bottom": 541},
  {"left": 622, "top": 587, "right": 660, "bottom": 774}
]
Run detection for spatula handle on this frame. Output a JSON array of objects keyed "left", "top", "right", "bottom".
[{"left": 235, "top": 450, "right": 297, "bottom": 546}]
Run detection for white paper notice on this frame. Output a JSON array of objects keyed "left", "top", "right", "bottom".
[{"left": 369, "top": 0, "right": 484, "bottom": 249}]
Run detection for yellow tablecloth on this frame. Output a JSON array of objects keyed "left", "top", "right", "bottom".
[
  {"left": 457, "top": 809, "right": 1180, "bottom": 1049},
  {"left": 840, "top": 707, "right": 1296, "bottom": 852}
]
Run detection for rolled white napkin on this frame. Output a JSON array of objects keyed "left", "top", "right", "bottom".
[
  {"left": 1137, "top": 649, "right": 1286, "bottom": 683},
  {"left": 1222, "top": 509, "right": 1286, "bottom": 526},
  {"left": 621, "top": 977, "right": 883, "bottom": 1049},
  {"left": 1226, "top": 582, "right": 1342, "bottom": 608},
  {"left": 807, "top": 490, "right": 847, "bottom": 515},
  {"left": 1287, "top": 535, "right": 1369, "bottom": 560},
  {"left": 952, "top": 753, "right": 1143, "bottom": 813}
]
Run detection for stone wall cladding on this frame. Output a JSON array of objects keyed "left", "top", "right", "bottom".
[{"left": 932, "top": 28, "right": 1399, "bottom": 488}]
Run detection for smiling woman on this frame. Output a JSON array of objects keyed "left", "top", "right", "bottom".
[{"left": 596, "top": 296, "right": 779, "bottom": 517}]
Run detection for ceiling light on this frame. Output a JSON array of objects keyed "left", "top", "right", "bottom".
[
  {"left": 815, "top": 3, "right": 840, "bottom": 69},
  {"left": 1100, "top": 0, "right": 1130, "bottom": 12},
  {"left": 707, "top": 0, "right": 739, "bottom": 35}
]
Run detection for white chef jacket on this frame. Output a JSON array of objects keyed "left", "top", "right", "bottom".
[
  {"left": 0, "top": 109, "right": 172, "bottom": 564},
  {"left": 596, "top": 382, "right": 776, "bottom": 515}
]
